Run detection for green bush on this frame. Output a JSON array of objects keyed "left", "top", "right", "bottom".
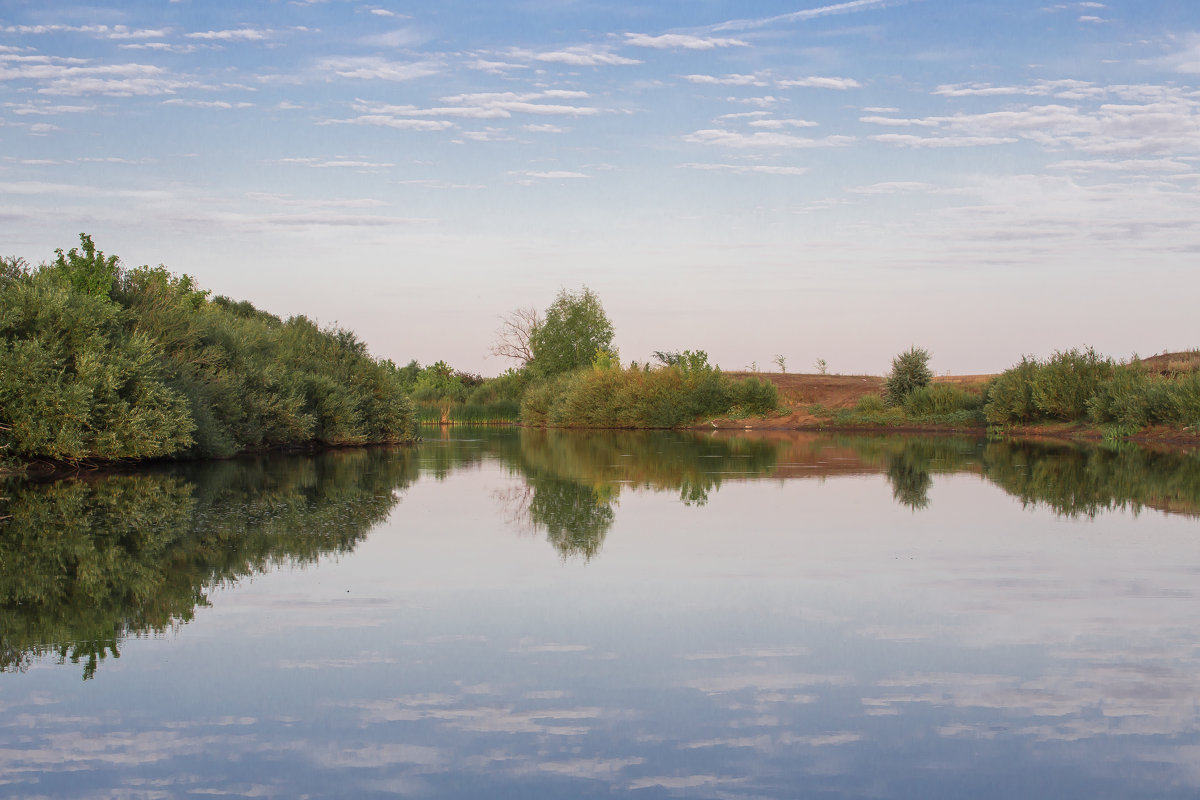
[
  {"left": 519, "top": 362, "right": 775, "bottom": 428},
  {"left": 729, "top": 376, "right": 778, "bottom": 415},
  {"left": 883, "top": 347, "right": 932, "bottom": 407},
  {"left": 1168, "top": 372, "right": 1200, "bottom": 425},
  {"left": 903, "top": 384, "right": 982, "bottom": 417},
  {"left": 0, "top": 235, "right": 417, "bottom": 464},
  {"left": 855, "top": 394, "right": 886, "bottom": 413},
  {"left": 1030, "top": 347, "right": 1114, "bottom": 421},
  {"left": 984, "top": 356, "right": 1039, "bottom": 424}
]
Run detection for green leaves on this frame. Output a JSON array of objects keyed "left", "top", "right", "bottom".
[{"left": 528, "top": 287, "right": 614, "bottom": 378}]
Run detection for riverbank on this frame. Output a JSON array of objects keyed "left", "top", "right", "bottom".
[{"left": 703, "top": 370, "right": 1200, "bottom": 448}]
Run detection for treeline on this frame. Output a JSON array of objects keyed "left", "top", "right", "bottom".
[
  {"left": 420, "top": 288, "right": 780, "bottom": 428},
  {"left": 821, "top": 346, "right": 1200, "bottom": 434},
  {"left": 1, "top": 235, "right": 417, "bottom": 465}
]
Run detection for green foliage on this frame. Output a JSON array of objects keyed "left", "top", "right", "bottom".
[
  {"left": 728, "top": 376, "right": 779, "bottom": 415},
  {"left": 519, "top": 360, "right": 776, "bottom": 429},
  {"left": 855, "top": 394, "right": 886, "bottom": 413},
  {"left": 0, "top": 236, "right": 417, "bottom": 464},
  {"left": 528, "top": 287, "right": 614, "bottom": 378},
  {"left": 902, "top": 384, "right": 983, "bottom": 418},
  {"left": 51, "top": 233, "right": 120, "bottom": 298},
  {"left": 984, "top": 356, "right": 1039, "bottom": 424},
  {"left": 981, "top": 348, "right": 1200, "bottom": 431},
  {"left": 0, "top": 447, "right": 418, "bottom": 677},
  {"left": 883, "top": 347, "right": 932, "bottom": 407},
  {"left": 1030, "top": 347, "right": 1114, "bottom": 421},
  {"left": 0, "top": 267, "right": 194, "bottom": 461}
]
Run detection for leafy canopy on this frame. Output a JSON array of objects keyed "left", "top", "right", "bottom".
[{"left": 529, "top": 287, "right": 614, "bottom": 378}]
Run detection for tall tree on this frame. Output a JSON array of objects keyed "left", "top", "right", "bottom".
[{"left": 528, "top": 287, "right": 614, "bottom": 377}]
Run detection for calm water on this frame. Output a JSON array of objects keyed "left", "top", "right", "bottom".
[{"left": 3, "top": 429, "right": 1200, "bottom": 799}]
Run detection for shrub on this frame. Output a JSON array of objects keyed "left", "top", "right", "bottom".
[
  {"left": 1168, "top": 372, "right": 1200, "bottom": 425},
  {"left": 984, "top": 356, "right": 1039, "bottom": 424},
  {"left": 729, "top": 376, "right": 778, "bottom": 415},
  {"left": 883, "top": 347, "right": 932, "bottom": 407},
  {"left": 903, "top": 384, "right": 983, "bottom": 418},
  {"left": 855, "top": 394, "right": 885, "bottom": 413},
  {"left": 1030, "top": 347, "right": 1114, "bottom": 421}
]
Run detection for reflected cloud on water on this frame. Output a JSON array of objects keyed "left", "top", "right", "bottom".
[{"left": 3, "top": 429, "right": 1200, "bottom": 797}]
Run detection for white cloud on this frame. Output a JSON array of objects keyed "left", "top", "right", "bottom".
[
  {"left": 118, "top": 42, "right": 199, "bottom": 53},
  {"left": 684, "top": 73, "right": 768, "bottom": 87},
  {"left": 624, "top": 33, "right": 748, "bottom": 50},
  {"left": 870, "top": 133, "right": 1017, "bottom": 147},
  {"left": 0, "top": 54, "right": 208, "bottom": 96},
  {"left": 321, "top": 115, "right": 455, "bottom": 131},
  {"left": 859, "top": 115, "right": 940, "bottom": 127},
  {"left": 162, "top": 99, "right": 254, "bottom": 109},
  {"left": 879, "top": 85, "right": 1200, "bottom": 156},
  {"left": 717, "top": 111, "right": 772, "bottom": 120},
  {"left": 684, "top": 129, "right": 853, "bottom": 148},
  {"left": 681, "top": 162, "right": 809, "bottom": 176},
  {"left": 316, "top": 56, "right": 441, "bottom": 81},
  {"left": 710, "top": 0, "right": 908, "bottom": 32},
  {"left": 510, "top": 170, "right": 590, "bottom": 180},
  {"left": 464, "top": 58, "right": 528, "bottom": 74},
  {"left": 4, "top": 102, "right": 95, "bottom": 115},
  {"left": 523, "top": 123, "right": 566, "bottom": 133},
  {"left": 360, "top": 28, "right": 426, "bottom": 48},
  {"left": 435, "top": 90, "right": 598, "bottom": 117},
  {"left": 277, "top": 157, "right": 396, "bottom": 169},
  {"left": 850, "top": 181, "right": 935, "bottom": 194},
  {"left": 0, "top": 24, "right": 168, "bottom": 39},
  {"left": 1048, "top": 158, "right": 1195, "bottom": 174},
  {"left": 185, "top": 28, "right": 273, "bottom": 42},
  {"left": 778, "top": 76, "right": 863, "bottom": 90},
  {"left": 933, "top": 78, "right": 1093, "bottom": 97},
  {"left": 1153, "top": 34, "right": 1200, "bottom": 75},
  {"left": 749, "top": 118, "right": 820, "bottom": 129},
  {"left": 533, "top": 47, "right": 640, "bottom": 67},
  {"left": 727, "top": 95, "right": 781, "bottom": 107}
]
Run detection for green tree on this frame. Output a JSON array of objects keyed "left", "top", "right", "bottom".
[
  {"left": 53, "top": 233, "right": 120, "bottom": 298},
  {"left": 528, "top": 287, "right": 614, "bottom": 378},
  {"left": 883, "top": 346, "right": 932, "bottom": 407}
]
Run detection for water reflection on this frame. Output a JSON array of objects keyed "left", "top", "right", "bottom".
[
  {"left": 3, "top": 431, "right": 1199, "bottom": 680},
  {"left": 0, "top": 448, "right": 419, "bottom": 678},
  {"left": 3, "top": 429, "right": 1200, "bottom": 798}
]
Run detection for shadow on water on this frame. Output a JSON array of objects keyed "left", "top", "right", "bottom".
[{"left": 3, "top": 429, "right": 1199, "bottom": 677}]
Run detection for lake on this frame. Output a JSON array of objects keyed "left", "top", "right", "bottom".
[{"left": 2, "top": 428, "right": 1200, "bottom": 799}]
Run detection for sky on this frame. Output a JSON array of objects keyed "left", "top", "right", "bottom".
[{"left": 2, "top": 0, "right": 1199, "bottom": 376}]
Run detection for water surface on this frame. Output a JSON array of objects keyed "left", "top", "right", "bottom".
[{"left": 2, "top": 429, "right": 1199, "bottom": 798}]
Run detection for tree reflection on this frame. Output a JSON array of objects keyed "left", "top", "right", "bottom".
[
  {"left": 0, "top": 447, "right": 418, "bottom": 679},
  {"left": 497, "top": 429, "right": 782, "bottom": 559}
]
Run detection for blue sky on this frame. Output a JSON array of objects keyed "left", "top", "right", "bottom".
[{"left": 3, "top": 0, "right": 1199, "bottom": 375}]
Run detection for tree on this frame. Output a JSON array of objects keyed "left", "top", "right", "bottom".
[
  {"left": 883, "top": 346, "right": 932, "bottom": 407},
  {"left": 528, "top": 287, "right": 614, "bottom": 378},
  {"left": 53, "top": 233, "right": 119, "bottom": 298},
  {"left": 773, "top": 354, "right": 787, "bottom": 373},
  {"left": 490, "top": 305, "right": 540, "bottom": 366}
]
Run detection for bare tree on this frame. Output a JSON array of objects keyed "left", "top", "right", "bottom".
[{"left": 489, "top": 305, "right": 540, "bottom": 366}]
